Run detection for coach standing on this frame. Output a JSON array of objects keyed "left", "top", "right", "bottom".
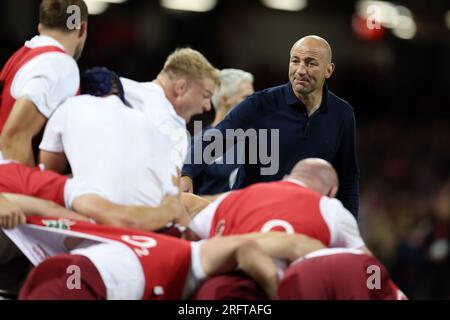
[
  {"left": 0, "top": 0, "right": 88, "bottom": 166},
  {"left": 181, "top": 35, "right": 360, "bottom": 217}
]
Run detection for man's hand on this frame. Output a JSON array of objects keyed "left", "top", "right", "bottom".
[
  {"left": 180, "top": 176, "right": 193, "bottom": 193},
  {"left": 162, "top": 195, "right": 191, "bottom": 226},
  {"left": 0, "top": 195, "right": 26, "bottom": 229}
]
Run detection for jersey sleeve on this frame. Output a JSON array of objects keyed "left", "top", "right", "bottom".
[
  {"left": 64, "top": 177, "right": 110, "bottom": 210},
  {"left": 11, "top": 52, "right": 80, "bottom": 118},
  {"left": 319, "top": 197, "right": 365, "bottom": 249},
  {"left": 39, "top": 102, "right": 69, "bottom": 153},
  {"left": 188, "top": 193, "right": 230, "bottom": 239}
]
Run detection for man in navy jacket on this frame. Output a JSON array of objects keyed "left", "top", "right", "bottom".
[{"left": 181, "top": 35, "right": 360, "bottom": 217}]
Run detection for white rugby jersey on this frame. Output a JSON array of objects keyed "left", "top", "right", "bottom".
[
  {"left": 40, "top": 94, "right": 179, "bottom": 207},
  {"left": 10, "top": 35, "right": 79, "bottom": 118}
]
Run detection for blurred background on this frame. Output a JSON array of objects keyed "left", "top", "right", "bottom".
[{"left": 1, "top": 0, "right": 449, "bottom": 299}]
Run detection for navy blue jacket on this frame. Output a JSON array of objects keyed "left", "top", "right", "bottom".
[
  {"left": 192, "top": 126, "right": 243, "bottom": 195},
  {"left": 183, "top": 82, "right": 360, "bottom": 217}
]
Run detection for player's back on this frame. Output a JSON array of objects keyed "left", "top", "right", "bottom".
[
  {"left": 56, "top": 94, "right": 177, "bottom": 206},
  {"left": 211, "top": 180, "right": 331, "bottom": 245},
  {"left": 278, "top": 248, "right": 408, "bottom": 300}
]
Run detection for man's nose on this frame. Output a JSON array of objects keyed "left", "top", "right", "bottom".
[{"left": 296, "top": 63, "right": 307, "bottom": 76}]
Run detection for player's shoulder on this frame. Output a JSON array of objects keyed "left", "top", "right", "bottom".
[
  {"left": 249, "top": 83, "right": 286, "bottom": 107},
  {"left": 27, "top": 50, "right": 78, "bottom": 72},
  {"left": 319, "top": 196, "right": 347, "bottom": 216},
  {"left": 319, "top": 196, "right": 357, "bottom": 225},
  {"left": 57, "top": 94, "right": 101, "bottom": 111},
  {"left": 327, "top": 91, "right": 355, "bottom": 117}
]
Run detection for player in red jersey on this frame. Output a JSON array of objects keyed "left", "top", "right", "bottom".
[
  {"left": 189, "top": 158, "right": 367, "bottom": 251},
  {"left": 0, "top": 160, "right": 188, "bottom": 295},
  {"left": 0, "top": 0, "right": 88, "bottom": 166},
  {"left": 187, "top": 158, "right": 372, "bottom": 300},
  {"left": 4, "top": 216, "right": 325, "bottom": 300},
  {"left": 0, "top": 160, "right": 189, "bottom": 232},
  {"left": 277, "top": 248, "right": 408, "bottom": 300}
]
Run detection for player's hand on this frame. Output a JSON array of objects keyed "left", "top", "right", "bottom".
[
  {"left": 0, "top": 197, "right": 26, "bottom": 229},
  {"left": 162, "top": 195, "right": 191, "bottom": 226},
  {"left": 180, "top": 176, "right": 193, "bottom": 193}
]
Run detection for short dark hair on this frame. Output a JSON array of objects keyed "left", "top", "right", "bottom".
[
  {"left": 80, "top": 67, "right": 131, "bottom": 107},
  {"left": 39, "top": 0, "right": 88, "bottom": 31}
]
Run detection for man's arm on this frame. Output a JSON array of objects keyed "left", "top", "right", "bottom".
[
  {"left": 0, "top": 98, "right": 47, "bottom": 166},
  {"left": 1, "top": 193, "right": 89, "bottom": 222},
  {"left": 71, "top": 194, "right": 188, "bottom": 231},
  {"left": 181, "top": 97, "right": 254, "bottom": 192},
  {"left": 198, "top": 232, "right": 325, "bottom": 298},
  {"left": 334, "top": 108, "right": 360, "bottom": 217},
  {"left": 39, "top": 151, "right": 68, "bottom": 173}
]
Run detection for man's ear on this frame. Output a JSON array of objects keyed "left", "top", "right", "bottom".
[
  {"left": 174, "top": 78, "right": 188, "bottom": 97},
  {"left": 325, "top": 63, "right": 335, "bottom": 79},
  {"left": 77, "top": 21, "right": 87, "bottom": 39},
  {"left": 327, "top": 186, "right": 338, "bottom": 198},
  {"left": 38, "top": 23, "right": 44, "bottom": 34}
]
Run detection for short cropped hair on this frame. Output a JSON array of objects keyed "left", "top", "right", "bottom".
[
  {"left": 161, "top": 48, "right": 220, "bottom": 85},
  {"left": 211, "top": 68, "right": 254, "bottom": 110},
  {"left": 39, "top": 0, "right": 88, "bottom": 31}
]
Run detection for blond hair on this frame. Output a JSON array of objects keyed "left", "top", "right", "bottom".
[{"left": 161, "top": 48, "right": 220, "bottom": 85}]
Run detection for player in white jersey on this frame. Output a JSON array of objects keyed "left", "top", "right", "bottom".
[
  {"left": 4, "top": 217, "right": 325, "bottom": 300},
  {"left": 0, "top": 0, "right": 88, "bottom": 165},
  {"left": 39, "top": 68, "right": 180, "bottom": 208},
  {"left": 120, "top": 48, "right": 219, "bottom": 169}
]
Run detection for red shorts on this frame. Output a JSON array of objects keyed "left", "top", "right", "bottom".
[
  {"left": 278, "top": 253, "right": 402, "bottom": 300},
  {"left": 0, "top": 162, "right": 67, "bottom": 206},
  {"left": 191, "top": 271, "right": 268, "bottom": 300},
  {"left": 19, "top": 254, "right": 106, "bottom": 300}
]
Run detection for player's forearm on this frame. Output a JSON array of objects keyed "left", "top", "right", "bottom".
[
  {"left": 1, "top": 193, "right": 88, "bottom": 221},
  {"left": 39, "top": 151, "right": 68, "bottom": 173},
  {"left": 72, "top": 194, "right": 179, "bottom": 230},
  {"left": 198, "top": 193, "right": 225, "bottom": 203},
  {"left": 127, "top": 204, "right": 180, "bottom": 231},
  {"left": 241, "top": 232, "right": 325, "bottom": 262}
]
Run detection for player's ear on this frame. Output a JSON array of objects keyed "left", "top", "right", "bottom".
[
  {"left": 38, "top": 23, "right": 44, "bottom": 34},
  {"left": 174, "top": 78, "right": 188, "bottom": 97},
  {"left": 327, "top": 186, "right": 338, "bottom": 198},
  {"left": 325, "top": 63, "right": 335, "bottom": 79},
  {"left": 77, "top": 21, "right": 87, "bottom": 39}
]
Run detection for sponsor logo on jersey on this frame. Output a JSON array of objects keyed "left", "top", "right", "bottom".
[{"left": 42, "top": 218, "right": 76, "bottom": 230}]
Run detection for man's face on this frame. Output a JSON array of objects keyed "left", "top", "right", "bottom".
[
  {"left": 179, "top": 78, "right": 216, "bottom": 122},
  {"left": 226, "top": 80, "right": 254, "bottom": 109},
  {"left": 288, "top": 41, "right": 333, "bottom": 96}
]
